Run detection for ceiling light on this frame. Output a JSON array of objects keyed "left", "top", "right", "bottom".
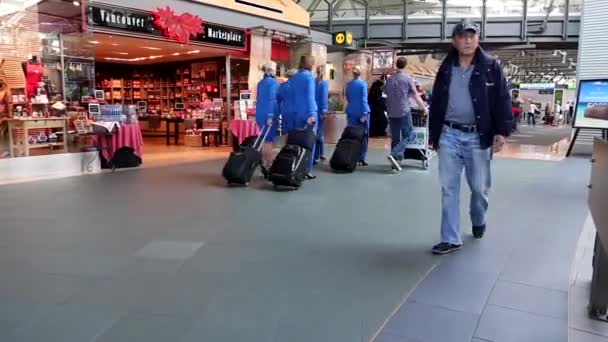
[
  {"left": 72, "top": 1, "right": 80, "bottom": 6},
  {"left": 113, "top": 52, "right": 128, "bottom": 55},
  {"left": 111, "top": 43, "right": 119, "bottom": 46},
  {"left": 142, "top": 47, "right": 161, "bottom": 51},
  {"left": 172, "top": 52, "right": 181, "bottom": 56},
  {"left": 89, "top": 40, "right": 100, "bottom": 44}
]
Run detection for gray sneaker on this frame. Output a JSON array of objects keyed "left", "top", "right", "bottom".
[{"left": 387, "top": 155, "right": 402, "bottom": 171}]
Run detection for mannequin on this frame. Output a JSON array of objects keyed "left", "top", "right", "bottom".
[{"left": 22, "top": 55, "right": 44, "bottom": 98}]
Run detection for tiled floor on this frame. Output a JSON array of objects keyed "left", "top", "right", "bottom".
[
  {"left": 0, "top": 133, "right": 596, "bottom": 341},
  {"left": 372, "top": 156, "right": 590, "bottom": 342},
  {"left": 569, "top": 217, "right": 608, "bottom": 341}
]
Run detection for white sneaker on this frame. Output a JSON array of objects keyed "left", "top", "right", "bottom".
[{"left": 387, "top": 155, "right": 402, "bottom": 171}]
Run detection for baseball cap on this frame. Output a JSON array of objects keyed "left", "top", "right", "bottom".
[{"left": 452, "top": 20, "right": 479, "bottom": 37}]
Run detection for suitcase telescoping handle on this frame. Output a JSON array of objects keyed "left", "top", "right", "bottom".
[{"left": 253, "top": 123, "right": 272, "bottom": 152}]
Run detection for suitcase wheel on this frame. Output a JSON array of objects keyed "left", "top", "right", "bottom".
[{"left": 422, "top": 160, "right": 429, "bottom": 170}]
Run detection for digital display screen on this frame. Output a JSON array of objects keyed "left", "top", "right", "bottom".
[{"left": 573, "top": 80, "right": 608, "bottom": 129}]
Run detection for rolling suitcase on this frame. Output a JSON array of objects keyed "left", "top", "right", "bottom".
[
  {"left": 269, "top": 144, "right": 311, "bottom": 189},
  {"left": 269, "top": 127, "right": 315, "bottom": 189},
  {"left": 222, "top": 125, "right": 269, "bottom": 186},
  {"left": 330, "top": 125, "right": 365, "bottom": 173},
  {"left": 330, "top": 138, "right": 362, "bottom": 173}
]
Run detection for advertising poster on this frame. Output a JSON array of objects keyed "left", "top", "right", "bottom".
[{"left": 573, "top": 80, "right": 608, "bottom": 129}]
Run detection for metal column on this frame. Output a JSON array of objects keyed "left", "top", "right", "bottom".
[
  {"left": 325, "top": 0, "right": 334, "bottom": 33},
  {"left": 225, "top": 54, "right": 232, "bottom": 145},
  {"left": 402, "top": 0, "right": 408, "bottom": 40},
  {"left": 522, "top": 0, "right": 528, "bottom": 40},
  {"left": 481, "top": 0, "right": 487, "bottom": 40},
  {"left": 441, "top": 0, "right": 447, "bottom": 41},
  {"left": 563, "top": 0, "right": 571, "bottom": 39}
]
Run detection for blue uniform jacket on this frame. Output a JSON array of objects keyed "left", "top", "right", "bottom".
[
  {"left": 345, "top": 78, "right": 371, "bottom": 122},
  {"left": 315, "top": 79, "right": 329, "bottom": 115},
  {"left": 255, "top": 75, "right": 280, "bottom": 127},
  {"left": 278, "top": 80, "right": 294, "bottom": 132},
  {"left": 429, "top": 47, "right": 513, "bottom": 149},
  {"left": 290, "top": 69, "right": 318, "bottom": 128}
]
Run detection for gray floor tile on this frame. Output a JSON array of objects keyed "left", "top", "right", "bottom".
[
  {"left": 570, "top": 329, "right": 608, "bottom": 342},
  {"left": 134, "top": 240, "right": 204, "bottom": 260},
  {"left": 569, "top": 285, "right": 608, "bottom": 338},
  {"left": 384, "top": 301, "right": 479, "bottom": 342},
  {"left": 9, "top": 303, "right": 123, "bottom": 342},
  {"left": 374, "top": 332, "right": 423, "bottom": 342},
  {"left": 500, "top": 250, "right": 573, "bottom": 292},
  {"left": 94, "top": 313, "right": 193, "bottom": 342},
  {"left": 475, "top": 305, "right": 567, "bottom": 342},
  {"left": 488, "top": 280, "right": 568, "bottom": 320},
  {"left": 0, "top": 272, "right": 91, "bottom": 304},
  {"left": 409, "top": 265, "right": 498, "bottom": 314},
  {"left": 471, "top": 339, "right": 494, "bottom": 342}
]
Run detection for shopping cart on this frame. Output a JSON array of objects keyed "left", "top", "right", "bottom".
[{"left": 402, "top": 109, "right": 435, "bottom": 170}]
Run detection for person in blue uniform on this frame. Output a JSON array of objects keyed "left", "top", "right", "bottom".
[
  {"left": 255, "top": 62, "right": 280, "bottom": 173},
  {"left": 314, "top": 66, "right": 329, "bottom": 163},
  {"left": 290, "top": 55, "right": 318, "bottom": 179},
  {"left": 345, "top": 65, "right": 371, "bottom": 165},
  {"left": 277, "top": 69, "right": 297, "bottom": 135}
]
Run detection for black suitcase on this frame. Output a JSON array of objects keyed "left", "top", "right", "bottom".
[
  {"left": 286, "top": 128, "right": 316, "bottom": 150},
  {"left": 330, "top": 138, "right": 362, "bottom": 173},
  {"left": 222, "top": 126, "right": 269, "bottom": 186},
  {"left": 269, "top": 144, "right": 311, "bottom": 189},
  {"left": 340, "top": 125, "right": 366, "bottom": 141}
]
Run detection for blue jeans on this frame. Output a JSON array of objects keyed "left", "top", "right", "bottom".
[
  {"left": 438, "top": 126, "right": 492, "bottom": 244},
  {"left": 389, "top": 115, "right": 414, "bottom": 159}
]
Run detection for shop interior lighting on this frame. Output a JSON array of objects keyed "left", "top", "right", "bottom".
[{"left": 142, "top": 47, "right": 161, "bottom": 51}]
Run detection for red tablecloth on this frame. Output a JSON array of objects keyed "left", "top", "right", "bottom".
[
  {"left": 229, "top": 119, "right": 260, "bottom": 144},
  {"left": 95, "top": 123, "right": 144, "bottom": 162}
]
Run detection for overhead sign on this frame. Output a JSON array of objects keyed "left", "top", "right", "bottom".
[
  {"left": 333, "top": 31, "right": 353, "bottom": 47},
  {"left": 573, "top": 79, "right": 608, "bottom": 129},
  {"left": 89, "top": 5, "right": 247, "bottom": 49},
  {"left": 519, "top": 82, "right": 556, "bottom": 90}
]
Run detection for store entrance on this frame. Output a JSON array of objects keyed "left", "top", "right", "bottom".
[{"left": 92, "top": 33, "right": 250, "bottom": 167}]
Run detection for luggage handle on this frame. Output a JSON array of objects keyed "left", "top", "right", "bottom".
[{"left": 253, "top": 123, "right": 272, "bottom": 152}]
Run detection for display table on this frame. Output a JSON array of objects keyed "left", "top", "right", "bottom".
[
  {"left": 7, "top": 117, "right": 68, "bottom": 157},
  {"left": 95, "top": 123, "right": 143, "bottom": 162},
  {"left": 229, "top": 119, "right": 259, "bottom": 144}
]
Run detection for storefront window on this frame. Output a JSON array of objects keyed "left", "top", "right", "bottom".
[{"left": 0, "top": 0, "right": 94, "bottom": 159}]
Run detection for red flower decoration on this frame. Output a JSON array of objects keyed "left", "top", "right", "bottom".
[{"left": 153, "top": 7, "right": 204, "bottom": 44}]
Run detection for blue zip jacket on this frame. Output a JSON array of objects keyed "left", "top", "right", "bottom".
[
  {"left": 429, "top": 47, "right": 513, "bottom": 149},
  {"left": 345, "top": 77, "right": 370, "bottom": 122},
  {"left": 315, "top": 79, "right": 329, "bottom": 115},
  {"left": 290, "top": 68, "right": 318, "bottom": 128},
  {"left": 255, "top": 75, "right": 280, "bottom": 127}
]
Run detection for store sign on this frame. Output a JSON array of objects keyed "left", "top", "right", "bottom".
[
  {"left": 519, "top": 82, "right": 556, "bottom": 90},
  {"left": 333, "top": 31, "right": 353, "bottom": 47},
  {"left": 88, "top": 5, "right": 246, "bottom": 49}
]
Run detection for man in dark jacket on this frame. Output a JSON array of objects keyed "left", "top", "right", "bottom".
[{"left": 429, "top": 20, "right": 512, "bottom": 254}]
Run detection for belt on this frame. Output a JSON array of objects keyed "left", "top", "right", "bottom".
[{"left": 444, "top": 121, "right": 477, "bottom": 133}]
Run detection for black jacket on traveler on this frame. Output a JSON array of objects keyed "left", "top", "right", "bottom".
[{"left": 429, "top": 47, "right": 513, "bottom": 149}]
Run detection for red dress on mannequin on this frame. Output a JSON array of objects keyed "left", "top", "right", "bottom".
[{"left": 25, "top": 61, "right": 44, "bottom": 98}]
